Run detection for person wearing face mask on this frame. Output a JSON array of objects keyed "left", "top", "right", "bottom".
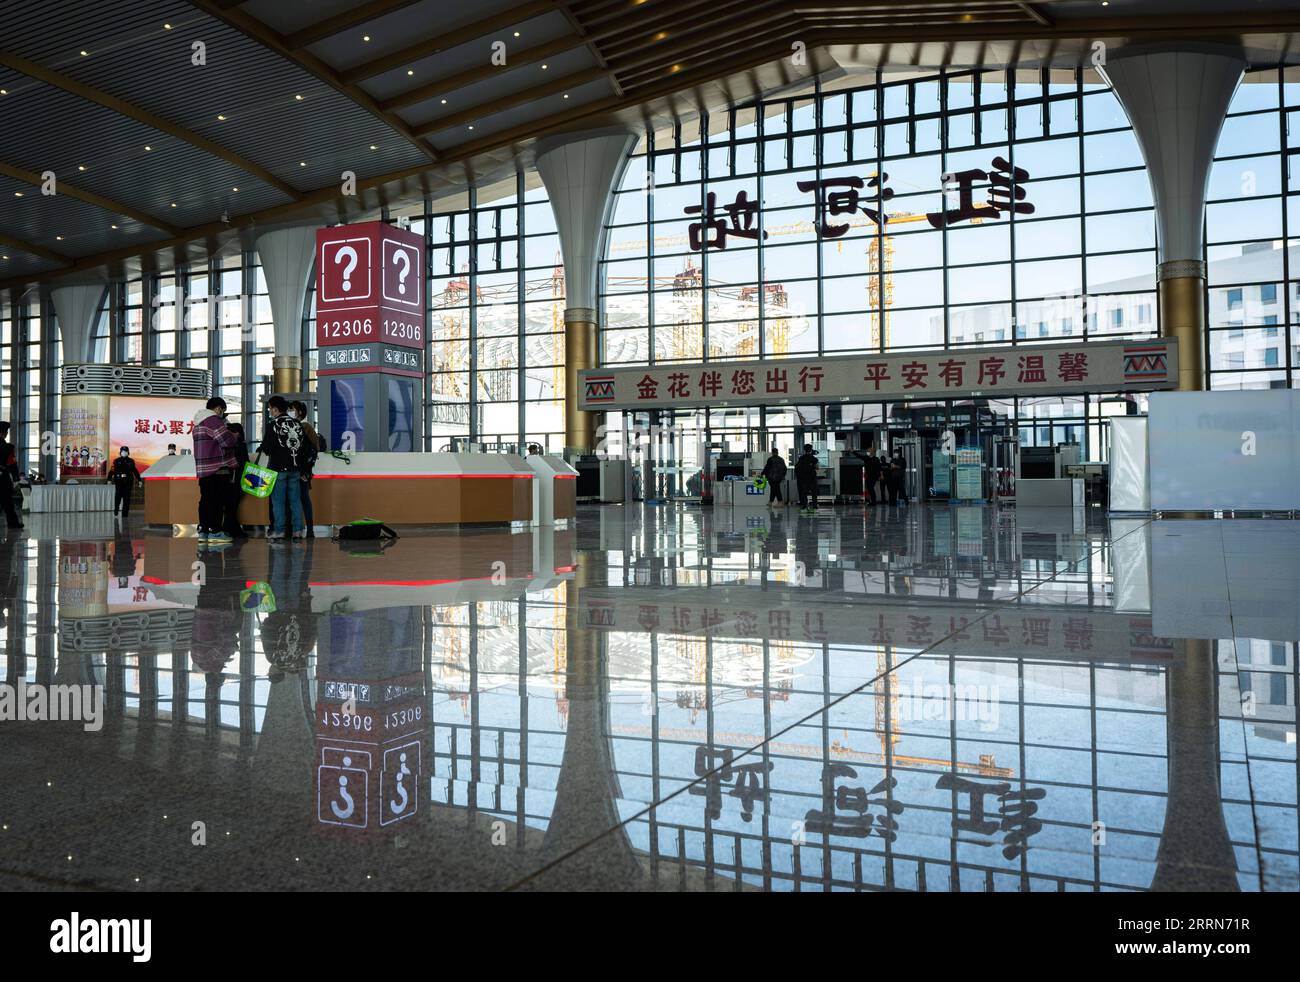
[
  {"left": 109, "top": 446, "right": 142, "bottom": 519},
  {"left": 192, "top": 397, "right": 238, "bottom": 544}
]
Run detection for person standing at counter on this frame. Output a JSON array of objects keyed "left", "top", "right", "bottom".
[
  {"left": 193, "top": 397, "right": 238, "bottom": 544},
  {"left": 290, "top": 401, "right": 320, "bottom": 539},
  {"left": 851, "top": 445, "right": 882, "bottom": 507},
  {"left": 794, "top": 444, "right": 820, "bottom": 515},
  {"left": 109, "top": 446, "right": 142, "bottom": 519},
  {"left": 223, "top": 422, "right": 250, "bottom": 540},
  {"left": 0, "top": 421, "right": 21, "bottom": 530},
  {"left": 261, "top": 396, "right": 306, "bottom": 542},
  {"left": 761, "top": 448, "right": 787, "bottom": 508}
]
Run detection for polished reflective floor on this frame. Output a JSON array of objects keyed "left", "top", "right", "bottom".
[{"left": 0, "top": 502, "right": 1295, "bottom": 892}]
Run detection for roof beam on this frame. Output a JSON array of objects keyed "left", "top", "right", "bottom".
[
  {"left": 185, "top": 0, "right": 439, "bottom": 160},
  {"left": 339, "top": 0, "right": 556, "bottom": 83},
  {"left": 0, "top": 161, "right": 182, "bottom": 236},
  {"left": 550, "top": 0, "right": 623, "bottom": 97},
  {"left": 0, "top": 231, "right": 70, "bottom": 267},
  {"left": 283, "top": 0, "right": 427, "bottom": 51},
  {"left": 380, "top": 33, "right": 586, "bottom": 111},
  {"left": 411, "top": 66, "right": 609, "bottom": 136},
  {"left": 1017, "top": 2, "right": 1052, "bottom": 26},
  {"left": 599, "top": 0, "right": 788, "bottom": 62},
  {"left": 0, "top": 51, "right": 303, "bottom": 202}
]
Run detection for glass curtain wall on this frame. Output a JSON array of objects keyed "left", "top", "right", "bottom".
[{"left": 5, "top": 66, "right": 1300, "bottom": 470}]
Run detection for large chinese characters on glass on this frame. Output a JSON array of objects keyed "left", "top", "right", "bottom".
[
  {"left": 315, "top": 220, "right": 425, "bottom": 378},
  {"left": 578, "top": 338, "right": 1177, "bottom": 410},
  {"left": 683, "top": 155, "right": 1033, "bottom": 250}
]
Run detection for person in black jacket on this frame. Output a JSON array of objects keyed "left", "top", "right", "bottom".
[
  {"left": 794, "top": 444, "right": 820, "bottom": 514},
  {"left": 851, "top": 445, "right": 882, "bottom": 506},
  {"left": 761, "top": 448, "right": 788, "bottom": 507},
  {"left": 0, "top": 421, "right": 22, "bottom": 529},
  {"left": 109, "top": 446, "right": 142, "bottom": 519},
  {"left": 890, "top": 449, "right": 910, "bottom": 505},
  {"left": 261, "top": 396, "right": 307, "bottom": 541}
]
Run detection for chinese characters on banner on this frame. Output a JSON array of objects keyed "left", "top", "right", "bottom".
[
  {"left": 579, "top": 338, "right": 1177, "bottom": 410},
  {"left": 684, "top": 156, "right": 1034, "bottom": 249}
]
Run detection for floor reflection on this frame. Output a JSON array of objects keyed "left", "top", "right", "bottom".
[{"left": 0, "top": 503, "right": 1295, "bottom": 891}]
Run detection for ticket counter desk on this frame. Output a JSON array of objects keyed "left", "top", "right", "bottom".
[
  {"left": 143, "top": 451, "right": 534, "bottom": 528},
  {"left": 525, "top": 454, "right": 578, "bottom": 526}
]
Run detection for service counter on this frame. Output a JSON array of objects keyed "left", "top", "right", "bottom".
[{"left": 143, "top": 451, "right": 534, "bottom": 528}]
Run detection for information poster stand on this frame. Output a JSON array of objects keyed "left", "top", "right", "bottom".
[{"left": 953, "top": 447, "right": 983, "bottom": 502}]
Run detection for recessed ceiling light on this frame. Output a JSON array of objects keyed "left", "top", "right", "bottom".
[
  {"left": 13, "top": 191, "right": 22, "bottom": 197},
  {"left": 363, "top": 34, "right": 371, "bottom": 42},
  {"left": 562, "top": 93, "right": 569, "bottom": 99},
  {"left": 56, "top": 236, "right": 63, "bottom": 240},
  {"left": 170, "top": 202, "right": 177, "bottom": 207},
  {"left": 0, "top": 89, "right": 7, "bottom": 95},
  {"left": 111, "top": 224, "right": 118, "bottom": 229},
  {"left": 144, "top": 145, "right": 151, "bottom": 150},
  {"left": 406, "top": 69, "right": 413, "bottom": 76},
  {"left": 78, "top": 164, "right": 86, "bottom": 171},
  {"left": 299, "top": 161, "right": 307, "bottom": 167},
  {"left": 654, "top": 31, "right": 668, "bottom": 41},
  {"left": 231, "top": 186, "right": 239, "bottom": 192},
  {"left": 164, "top": 23, "right": 172, "bottom": 30},
  {"left": 440, "top": 98, "right": 447, "bottom": 104},
  {"left": 671, "top": 63, "right": 683, "bottom": 73},
  {"left": 294, "top": 94, "right": 304, "bottom": 101},
  {"left": 468, "top": 125, "right": 474, "bottom": 130},
  {"left": 513, "top": 31, "right": 520, "bottom": 37},
  {"left": 369, "top": 144, "right": 378, "bottom": 150},
  {"left": 541, "top": 64, "right": 548, "bottom": 70},
  {"left": 217, "top": 114, "right": 226, "bottom": 120},
  {"left": 79, "top": 50, "right": 88, "bottom": 57},
  {"left": 1, "top": 255, "right": 7, "bottom": 260}
]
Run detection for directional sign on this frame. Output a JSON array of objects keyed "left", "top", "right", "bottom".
[{"left": 316, "top": 221, "right": 426, "bottom": 363}]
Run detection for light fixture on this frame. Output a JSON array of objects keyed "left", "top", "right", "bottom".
[
  {"left": 671, "top": 63, "right": 682, "bottom": 72},
  {"left": 111, "top": 224, "right": 118, "bottom": 229},
  {"left": 654, "top": 31, "right": 668, "bottom": 41},
  {"left": 217, "top": 114, "right": 226, "bottom": 120},
  {"left": 541, "top": 64, "right": 548, "bottom": 70},
  {"left": 369, "top": 143, "right": 379, "bottom": 150},
  {"left": 513, "top": 31, "right": 520, "bottom": 37},
  {"left": 294, "top": 94, "right": 304, "bottom": 101},
  {"left": 468, "top": 124, "right": 475, "bottom": 130},
  {"left": 231, "top": 186, "right": 239, "bottom": 192},
  {"left": 79, "top": 50, "right": 88, "bottom": 56},
  {"left": 170, "top": 202, "right": 177, "bottom": 208},
  {"left": 144, "top": 145, "right": 152, "bottom": 150},
  {"left": 78, "top": 164, "right": 86, "bottom": 171},
  {"left": 163, "top": 23, "right": 172, "bottom": 29},
  {"left": 440, "top": 98, "right": 447, "bottom": 104},
  {"left": 406, "top": 69, "right": 414, "bottom": 76},
  {"left": 0, "top": 88, "right": 7, "bottom": 95},
  {"left": 56, "top": 235, "right": 63, "bottom": 241},
  {"left": 563, "top": 93, "right": 569, "bottom": 99},
  {"left": 363, "top": 34, "right": 371, "bottom": 41},
  {"left": 13, "top": 191, "right": 22, "bottom": 197},
  {"left": 300, "top": 161, "right": 307, "bottom": 167}
]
